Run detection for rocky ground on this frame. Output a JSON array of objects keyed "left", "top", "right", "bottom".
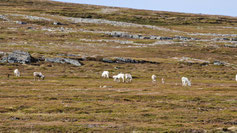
[{"left": 0, "top": 0, "right": 236, "bottom": 132}]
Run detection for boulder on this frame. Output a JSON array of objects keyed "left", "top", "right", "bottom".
[
  {"left": 102, "top": 58, "right": 114, "bottom": 63},
  {"left": 16, "top": 21, "right": 27, "bottom": 24},
  {"left": 63, "top": 58, "right": 82, "bottom": 66},
  {"left": 114, "top": 57, "right": 158, "bottom": 64},
  {"left": 213, "top": 61, "right": 225, "bottom": 66},
  {"left": 222, "top": 38, "right": 230, "bottom": 41},
  {"left": 0, "top": 50, "right": 35, "bottom": 64},
  {"left": 0, "top": 51, "right": 5, "bottom": 56},
  {"left": 45, "top": 58, "right": 82, "bottom": 66},
  {"left": 150, "top": 36, "right": 159, "bottom": 39},
  {"left": 115, "top": 57, "right": 136, "bottom": 63},
  {"left": 224, "top": 44, "right": 237, "bottom": 48},
  {"left": 174, "top": 36, "right": 192, "bottom": 40},
  {"left": 53, "top": 22, "right": 63, "bottom": 25},
  {"left": 160, "top": 37, "right": 173, "bottom": 40},
  {"left": 231, "top": 38, "right": 237, "bottom": 41}
]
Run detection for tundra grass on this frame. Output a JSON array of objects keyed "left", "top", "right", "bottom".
[
  {"left": 0, "top": 0, "right": 237, "bottom": 132},
  {"left": 0, "top": 61, "right": 236, "bottom": 132}
]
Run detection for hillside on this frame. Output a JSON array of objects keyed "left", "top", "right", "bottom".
[{"left": 0, "top": 0, "right": 237, "bottom": 132}]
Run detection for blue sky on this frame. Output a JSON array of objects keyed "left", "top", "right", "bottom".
[{"left": 53, "top": 0, "right": 236, "bottom": 17}]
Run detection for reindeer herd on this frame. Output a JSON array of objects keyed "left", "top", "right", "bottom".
[
  {"left": 103, "top": 71, "right": 192, "bottom": 86},
  {"left": 12, "top": 69, "right": 237, "bottom": 87},
  {"left": 13, "top": 69, "right": 45, "bottom": 81}
]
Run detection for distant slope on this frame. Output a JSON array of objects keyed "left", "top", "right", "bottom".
[{"left": 0, "top": 0, "right": 237, "bottom": 26}]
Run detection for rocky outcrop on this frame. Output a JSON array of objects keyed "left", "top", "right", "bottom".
[
  {"left": 0, "top": 50, "right": 35, "bottom": 64},
  {"left": 212, "top": 37, "right": 237, "bottom": 42},
  {"left": 213, "top": 61, "right": 225, "bottom": 66},
  {"left": 0, "top": 15, "right": 9, "bottom": 21},
  {"left": 107, "top": 31, "right": 197, "bottom": 41},
  {"left": 80, "top": 56, "right": 159, "bottom": 64},
  {"left": 173, "top": 57, "right": 210, "bottom": 66},
  {"left": 0, "top": 50, "right": 157, "bottom": 65},
  {"left": 102, "top": 57, "right": 159, "bottom": 64},
  {"left": 16, "top": 21, "right": 27, "bottom": 24},
  {"left": 224, "top": 44, "right": 237, "bottom": 48},
  {"left": 102, "top": 58, "right": 114, "bottom": 63},
  {"left": 53, "top": 22, "right": 63, "bottom": 25},
  {"left": 45, "top": 58, "right": 82, "bottom": 66}
]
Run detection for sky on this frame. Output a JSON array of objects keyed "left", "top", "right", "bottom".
[{"left": 53, "top": 0, "right": 237, "bottom": 17}]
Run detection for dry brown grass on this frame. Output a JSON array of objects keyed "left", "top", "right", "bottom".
[{"left": 0, "top": 0, "right": 236, "bottom": 132}]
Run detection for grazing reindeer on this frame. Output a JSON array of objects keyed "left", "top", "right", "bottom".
[
  {"left": 181, "top": 77, "right": 191, "bottom": 87},
  {"left": 113, "top": 73, "right": 125, "bottom": 82},
  {"left": 161, "top": 78, "right": 165, "bottom": 84},
  {"left": 151, "top": 74, "right": 157, "bottom": 83},
  {"left": 33, "top": 72, "right": 45, "bottom": 81},
  {"left": 125, "top": 73, "right": 132, "bottom": 83},
  {"left": 102, "top": 71, "right": 109, "bottom": 78},
  {"left": 14, "top": 69, "right": 20, "bottom": 77}
]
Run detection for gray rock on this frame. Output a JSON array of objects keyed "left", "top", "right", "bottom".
[
  {"left": 0, "top": 57, "right": 7, "bottom": 63},
  {"left": 131, "top": 34, "right": 140, "bottom": 39},
  {"left": 0, "top": 51, "right": 5, "bottom": 56},
  {"left": 212, "top": 38, "right": 220, "bottom": 41},
  {"left": 114, "top": 57, "right": 158, "bottom": 64},
  {"left": 63, "top": 58, "right": 82, "bottom": 66},
  {"left": 143, "top": 36, "right": 150, "bottom": 39},
  {"left": 150, "top": 36, "right": 159, "bottom": 39},
  {"left": 224, "top": 44, "right": 237, "bottom": 48},
  {"left": 115, "top": 57, "right": 134, "bottom": 63},
  {"left": 27, "top": 27, "right": 33, "bottom": 29},
  {"left": 45, "top": 58, "right": 64, "bottom": 64},
  {"left": 45, "top": 58, "right": 82, "bottom": 66},
  {"left": 16, "top": 21, "right": 27, "bottom": 24},
  {"left": 107, "top": 31, "right": 197, "bottom": 41},
  {"left": 0, "top": 15, "right": 9, "bottom": 21},
  {"left": 160, "top": 37, "right": 173, "bottom": 40},
  {"left": 53, "top": 22, "right": 63, "bottom": 25},
  {"left": 222, "top": 38, "right": 230, "bottom": 41},
  {"left": 231, "top": 38, "right": 237, "bottom": 41},
  {"left": 213, "top": 61, "right": 225, "bottom": 66},
  {"left": 0, "top": 50, "right": 35, "bottom": 64},
  {"left": 174, "top": 36, "right": 192, "bottom": 40},
  {"left": 102, "top": 58, "right": 114, "bottom": 63}
]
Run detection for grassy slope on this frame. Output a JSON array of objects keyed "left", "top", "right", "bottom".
[{"left": 0, "top": 0, "right": 236, "bottom": 132}]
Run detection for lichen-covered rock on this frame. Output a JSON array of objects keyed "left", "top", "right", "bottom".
[
  {"left": 224, "top": 44, "right": 237, "bottom": 48},
  {"left": 53, "top": 22, "right": 63, "bottom": 25},
  {"left": 45, "top": 58, "right": 82, "bottom": 66},
  {"left": 115, "top": 57, "right": 139, "bottom": 63},
  {"left": 213, "top": 60, "right": 225, "bottom": 66},
  {"left": 16, "top": 21, "right": 27, "bottom": 24},
  {"left": 113, "top": 57, "right": 159, "bottom": 64},
  {"left": 63, "top": 58, "right": 82, "bottom": 66},
  {"left": 0, "top": 50, "right": 35, "bottom": 64},
  {"left": 102, "top": 58, "right": 115, "bottom": 63}
]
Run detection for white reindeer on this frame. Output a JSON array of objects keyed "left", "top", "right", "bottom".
[
  {"left": 101, "top": 71, "right": 109, "bottom": 78},
  {"left": 181, "top": 77, "right": 191, "bottom": 86},
  {"left": 151, "top": 74, "right": 157, "bottom": 83},
  {"left": 14, "top": 69, "right": 20, "bottom": 77},
  {"left": 113, "top": 75, "right": 119, "bottom": 81},
  {"left": 113, "top": 73, "right": 125, "bottom": 82},
  {"left": 125, "top": 73, "right": 132, "bottom": 83},
  {"left": 33, "top": 72, "right": 45, "bottom": 81},
  {"left": 161, "top": 78, "right": 165, "bottom": 84}
]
